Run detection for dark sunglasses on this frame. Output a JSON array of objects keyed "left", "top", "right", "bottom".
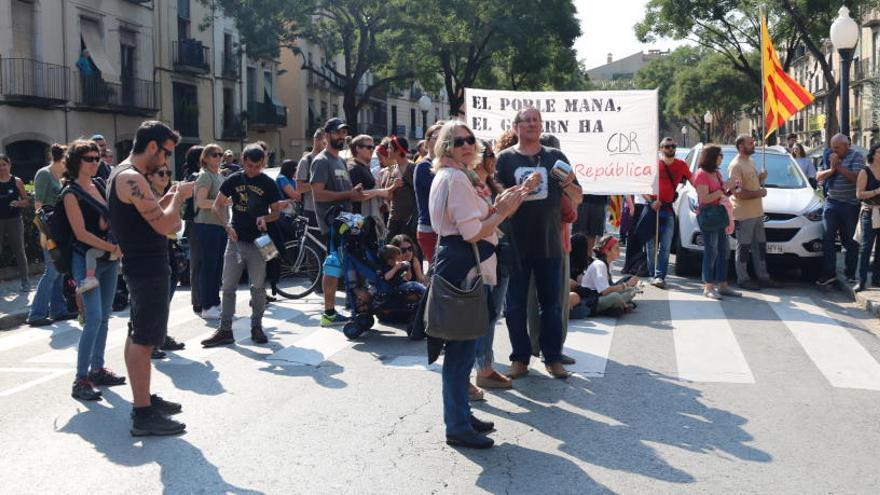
[
  {"left": 208, "top": 152, "right": 222, "bottom": 158},
  {"left": 81, "top": 156, "right": 101, "bottom": 163},
  {"left": 152, "top": 170, "right": 171, "bottom": 178},
  {"left": 453, "top": 135, "right": 477, "bottom": 148},
  {"left": 357, "top": 144, "right": 375, "bottom": 150},
  {"left": 662, "top": 144, "right": 677, "bottom": 149},
  {"left": 400, "top": 245, "right": 414, "bottom": 253}
]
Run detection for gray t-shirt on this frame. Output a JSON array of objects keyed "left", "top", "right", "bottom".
[
  {"left": 296, "top": 152, "right": 317, "bottom": 213},
  {"left": 194, "top": 169, "right": 224, "bottom": 225},
  {"left": 309, "top": 150, "right": 353, "bottom": 233},
  {"left": 820, "top": 149, "right": 865, "bottom": 204}
]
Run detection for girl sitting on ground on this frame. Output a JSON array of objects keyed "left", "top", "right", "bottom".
[{"left": 574, "top": 234, "right": 639, "bottom": 317}]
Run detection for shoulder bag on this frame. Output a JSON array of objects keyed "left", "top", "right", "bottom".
[
  {"left": 422, "top": 168, "right": 489, "bottom": 341},
  {"left": 697, "top": 172, "right": 729, "bottom": 233}
]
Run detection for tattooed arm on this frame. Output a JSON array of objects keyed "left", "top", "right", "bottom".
[{"left": 116, "top": 170, "right": 193, "bottom": 235}]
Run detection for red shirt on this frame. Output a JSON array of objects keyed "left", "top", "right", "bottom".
[{"left": 653, "top": 158, "right": 691, "bottom": 204}]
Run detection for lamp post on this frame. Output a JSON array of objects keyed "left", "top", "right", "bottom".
[
  {"left": 830, "top": 5, "right": 860, "bottom": 137},
  {"left": 418, "top": 94, "right": 433, "bottom": 138},
  {"left": 681, "top": 125, "right": 688, "bottom": 147},
  {"left": 704, "top": 111, "right": 713, "bottom": 143}
]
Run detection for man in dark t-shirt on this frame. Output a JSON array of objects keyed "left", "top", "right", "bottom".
[
  {"left": 110, "top": 121, "right": 194, "bottom": 436},
  {"left": 495, "top": 108, "right": 582, "bottom": 379},
  {"left": 201, "top": 144, "right": 285, "bottom": 348}
]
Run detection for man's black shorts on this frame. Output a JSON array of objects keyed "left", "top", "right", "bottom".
[{"left": 126, "top": 273, "right": 170, "bottom": 346}]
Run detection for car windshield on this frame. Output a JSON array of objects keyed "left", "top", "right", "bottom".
[{"left": 712, "top": 152, "right": 807, "bottom": 189}]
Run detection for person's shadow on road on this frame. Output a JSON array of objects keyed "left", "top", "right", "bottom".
[{"left": 56, "top": 389, "right": 263, "bottom": 494}]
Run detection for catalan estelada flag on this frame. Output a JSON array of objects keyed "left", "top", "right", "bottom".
[
  {"left": 608, "top": 195, "right": 623, "bottom": 228},
  {"left": 762, "top": 15, "right": 814, "bottom": 139}
]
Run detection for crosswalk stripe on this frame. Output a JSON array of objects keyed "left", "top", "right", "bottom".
[
  {"left": 668, "top": 289, "right": 755, "bottom": 383},
  {"left": 769, "top": 295, "right": 880, "bottom": 391},
  {"left": 0, "top": 369, "right": 72, "bottom": 397},
  {"left": 267, "top": 327, "right": 352, "bottom": 366},
  {"left": 564, "top": 317, "right": 617, "bottom": 377},
  {"left": 383, "top": 355, "right": 443, "bottom": 372}
]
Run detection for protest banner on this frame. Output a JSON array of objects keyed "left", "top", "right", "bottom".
[{"left": 465, "top": 88, "right": 659, "bottom": 194}]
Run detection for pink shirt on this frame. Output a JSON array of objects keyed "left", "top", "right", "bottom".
[
  {"left": 693, "top": 169, "right": 724, "bottom": 206},
  {"left": 428, "top": 166, "right": 498, "bottom": 285}
]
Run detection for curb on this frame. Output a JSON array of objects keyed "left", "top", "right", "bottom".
[{"left": 837, "top": 274, "right": 880, "bottom": 318}]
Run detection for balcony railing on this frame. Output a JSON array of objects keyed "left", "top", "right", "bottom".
[
  {"left": 247, "top": 100, "right": 287, "bottom": 128},
  {"left": 173, "top": 39, "right": 210, "bottom": 73},
  {"left": 222, "top": 113, "right": 244, "bottom": 139},
  {"left": 77, "top": 74, "right": 158, "bottom": 114},
  {"left": 221, "top": 53, "right": 239, "bottom": 78},
  {"left": 853, "top": 59, "right": 880, "bottom": 82},
  {"left": 0, "top": 57, "right": 69, "bottom": 104}
]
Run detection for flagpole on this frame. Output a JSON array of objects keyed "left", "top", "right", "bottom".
[{"left": 760, "top": 6, "right": 768, "bottom": 172}]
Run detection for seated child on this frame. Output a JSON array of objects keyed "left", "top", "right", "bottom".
[
  {"left": 77, "top": 223, "right": 120, "bottom": 295},
  {"left": 379, "top": 245, "right": 426, "bottom": 299},
  {"left": 571, "top": 234, "right": 639, "bottom": 317}
]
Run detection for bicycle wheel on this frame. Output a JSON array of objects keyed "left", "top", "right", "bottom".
[{"left": 274, "top": 243, "right": 323, "bottom": 299}]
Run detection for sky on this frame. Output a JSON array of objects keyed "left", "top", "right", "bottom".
[{"left": 574, "top": 0, "right": 687, "bottom": 70}]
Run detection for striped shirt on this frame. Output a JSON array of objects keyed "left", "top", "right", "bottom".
[{"left": 821, "top": 149, "right": 865, "bottom": 204}]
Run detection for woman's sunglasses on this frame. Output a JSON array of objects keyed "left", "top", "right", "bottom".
[
  {"left": 207, "top": 152, "right": 222, "bottom": 158},
  {"left": 81, "top": 156, "right": 101, "bottom": 163},
  {"left": 453, "top": 135, "right": 477, "bottom": 148},
  {"left": 358, "top": 144, "right": 375, "bottom": 151},
  {"left": 400, "top": 245, "right": 414, "bottom": 253}
]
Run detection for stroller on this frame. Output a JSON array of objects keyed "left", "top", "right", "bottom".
[{"left": 327, "top": 211, "right": 422, "bottom": 339}]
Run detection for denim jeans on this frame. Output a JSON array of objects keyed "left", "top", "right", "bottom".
[
  {"left": 823, "top": 200, "right": 860, "bottom": 277},
  {"left": 646, "top": 210, "right": 674, "bottom": 280},
  {"left": 701, "top": 230, "right": 729, "bottom": 284},
  {"left": 528, "top": 255, "right": 571, "bottom": 356},
  {"left": 194, "top": 223, "right": 227, "bottom": 309},
  {"left": 505, "top": 256, "right": 563, "bottom": 364},
  {"left": 858, "top": 209, "right": 879, "bottom": 284},
  {"left": 28, "top": 247, "right": 68, "bottom": 320},
  {"left": 442, "top": 338, "right": 477, "bottom": 435},
  {"left": 474, "top": 277, "right": 508, "bottom": 371},
  {"left": 72, "top": 252, "right": 119, "bottom": 379}
]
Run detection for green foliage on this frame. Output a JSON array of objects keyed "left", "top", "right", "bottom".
[{"left": 0, "top": 209, "right": 41, "bottom": 271}]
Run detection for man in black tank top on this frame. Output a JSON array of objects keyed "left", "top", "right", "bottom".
[{"left": 108, "top": 121, "right": 194, "bottom": 437}]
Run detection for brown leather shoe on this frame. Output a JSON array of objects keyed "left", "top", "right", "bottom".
[
  {"left": 505, "top": 361, "right": 530, "bottom": 379},
  {"left": 476, "top": 370, "right": 513, "bottom": 389},
  {"left": 545, "top": 362, "right": 572, "bottom": 379},
  {"left": 468, "top": 383, "right": 485, "bottom": 401}
]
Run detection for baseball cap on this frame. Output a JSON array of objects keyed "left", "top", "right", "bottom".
[
  {"left": 241, "top": 143, "right": 265, "bottom": 162},
  {"left": 90, "top": 134, "right": 106, "bottom": 141},
  {"left": 323, "top": 118, "right": 348, "bottom": 133}
]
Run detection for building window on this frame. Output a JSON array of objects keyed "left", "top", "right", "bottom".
[
  {"left": 177, "top": 0, "right": 191, "bottom": 40},
  {"left": 332, "top": 104, "right": 339, "bottom": 117},
  {"left": 391, "top": 105, "right": 398, "bottom": 134},
  {"left": 173, "top": 82, "right": 199, "bottom": 138},
  {"left": 410, "top": 108, "right": 416, "bottom": 138},
  {"left": 320, "top": 101, "right": 328, "bottom": 120},
  {"left": 246, "top": 66, "right": 256, "bottom": 103},
  {"left": 11, "top": 0, "right": 35, "bottom": 59}
]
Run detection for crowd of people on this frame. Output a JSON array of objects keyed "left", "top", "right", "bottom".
[{"left": 2, "top": 110, "right": 878, "bottom": 448}]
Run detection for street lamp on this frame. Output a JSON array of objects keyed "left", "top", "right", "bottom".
[
  {"left": 830, "top": 5, "right": 860, "bottom": 137},
  {"left": 418, "top": 94, "right": 433, "bottom": 138},
  {"left": 681, "top": 125, "right": 688, "bottom": 147},
  {"left": 704, "top": 111, "right": 713, "bottom": 143}
]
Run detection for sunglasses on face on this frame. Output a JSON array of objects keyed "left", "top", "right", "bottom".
[
  {"left": 663, "top": 144, "right": 677, "bottom": 149},
  {"left": 81, "top": 156, "right": 101, "bottom": 163},
  {"left": 400, "top": 245, "right": 413, "bottom": 253},
  {"left": 208, "top": 152, "right": 222, "bottom": 158},
  {"left": 152, "top": 170, "right": 171, "bottom": 178},
  {"left": 453, "top": 135, "right": 477, "bottom": 148},
  {"left": 358, "top": 144, "right": 375, "bottom": 150}
]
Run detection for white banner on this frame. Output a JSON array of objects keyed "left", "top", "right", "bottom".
[{"left": 465, "top": 88, "right": 659, "bottom": 194}]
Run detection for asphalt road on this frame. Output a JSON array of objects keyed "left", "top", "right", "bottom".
[{"left": 1, "top": 261, "right": 880, "bottom": 494}]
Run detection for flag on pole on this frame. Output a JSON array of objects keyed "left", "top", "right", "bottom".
[{"left": 761, "top": 15, "right": 814, "bottom": 139}]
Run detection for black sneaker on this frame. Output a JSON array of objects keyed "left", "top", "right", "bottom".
[
  {"left": 151, "top": 348, "right": 167, "bottom": 359},
  {"left": 52, "top": 311, "right": 79, "bottom": 322},
  {"left": 201, "top": 329, "right": 234, "bottom": 348},
  {"left": 26, "top": 317, "right": 53, "bottom": 327},
  {"left": 160, "top": 336, "right": 185, "bottom": 351},
  {"left": 251, "top": 325, "right": 268, "bottom": 344},
  {"left": 88, "top": 368, "right": 126, "bottom": 387},
  {"left": 150, "top": 394, "right": 182, "bottom": 415},
  {"left": 446, "top": 431, "right": 493, "bottom": 449},
  {"left": 131, "top": 409, "right": 186, "bottom": 437},
  {"left": 816, "top": 275, "right": 837, "bottom": 286},
  {"left": 738, "top": 279, "right": 762, "bottom": 290},
  {"left": 469, "top": 415, "right": 495, "bottom": 433},
  {"left": 71, "top": 379, "right": 102, "bottom": 401}
]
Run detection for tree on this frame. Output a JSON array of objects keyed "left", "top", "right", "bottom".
[
  {"left": 634, "top": 46, "right": 704, "bottom": 135},
  {"left": 634, "top": 0, "right": 880, "bottom": 141},
  {"left": 400, "top": 0, "right": 582, "bottom": 116},
  {"left": 664, "top": 52, "right": 760, "bottom": 142},
  {"left": 205, "top": 0, "right": 414, "bottom": 131}
]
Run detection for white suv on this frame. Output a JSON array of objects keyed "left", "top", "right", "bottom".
[{"left": 672, "top": 144, "right": 825, "bottom": 276}]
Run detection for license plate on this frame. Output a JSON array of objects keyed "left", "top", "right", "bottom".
[{"left": 766, "top": 243, "right": 784, "bottom": 254}]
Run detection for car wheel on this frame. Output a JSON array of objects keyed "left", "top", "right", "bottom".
[{"left": 674, "top": 228, "right": 699, "bottom": 276}]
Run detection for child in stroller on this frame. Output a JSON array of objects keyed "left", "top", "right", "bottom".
[{"left": 328, "top": 212, "right": 422, "bottom": 339}]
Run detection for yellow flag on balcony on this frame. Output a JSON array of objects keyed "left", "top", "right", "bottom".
[{"left": 762, "top": 15, "right": 814, "bottom": 139}]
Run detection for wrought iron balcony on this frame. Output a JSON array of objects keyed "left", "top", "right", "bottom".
[
  {"left": 247, "top": 100, "right": 287, "bottom": 129},
  {"left": 222, "top": 113, "right": 244, "bottom": 139},
  {"left": 76, "top": 74, "right": 158, "bottom": 115},
  {"left": 221, "top": 53, "right": 240, "bottom": 78},
  {"left": 0, "top": 57, "right": 69, "bottom": 105},
  {"left": 173, "top": 39, "right": 210, "bottom": 73}
]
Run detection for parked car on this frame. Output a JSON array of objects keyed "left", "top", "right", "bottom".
[{"left": 672, "top": 143, "right": 825, "bottom": 276}]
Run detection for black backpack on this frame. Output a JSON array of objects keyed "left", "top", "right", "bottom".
[{"left": 34, "top": 180, "right": 107, "bottom": 276}]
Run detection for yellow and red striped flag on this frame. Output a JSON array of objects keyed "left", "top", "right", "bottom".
[
  {"left": 762, "top": 15, "right": 814, "bottom": 139},
  {"left": 608, "top": 195, "right": 623, "bottom": 228}
]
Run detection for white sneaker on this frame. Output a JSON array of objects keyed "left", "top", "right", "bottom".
[
  {"left": 76, "top": 277, "right": 100, "bottom": 294},
  {"left": 201, "top": 306, "right": 221, "bottom": 320},
  {"left": 703, "top": 287, "right": 722, "bottom": 300},
  {"left": 650, "top": 277, "right": 666, "bottom": 289}
]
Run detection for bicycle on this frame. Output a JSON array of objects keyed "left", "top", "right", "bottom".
[{"left": 272, "top": 215, "right": 327, "bottom": 299}]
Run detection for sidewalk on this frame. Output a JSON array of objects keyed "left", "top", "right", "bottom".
[{"left": 834, "top": 255, "right": 880, "bottom": 318}]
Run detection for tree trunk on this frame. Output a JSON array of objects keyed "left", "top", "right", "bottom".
[
  {"left": 824, "top": 85, "right": 840, "bottom": 145},
  {"left": 343, "top": 89, "right": 359, "bottom": 133}
]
